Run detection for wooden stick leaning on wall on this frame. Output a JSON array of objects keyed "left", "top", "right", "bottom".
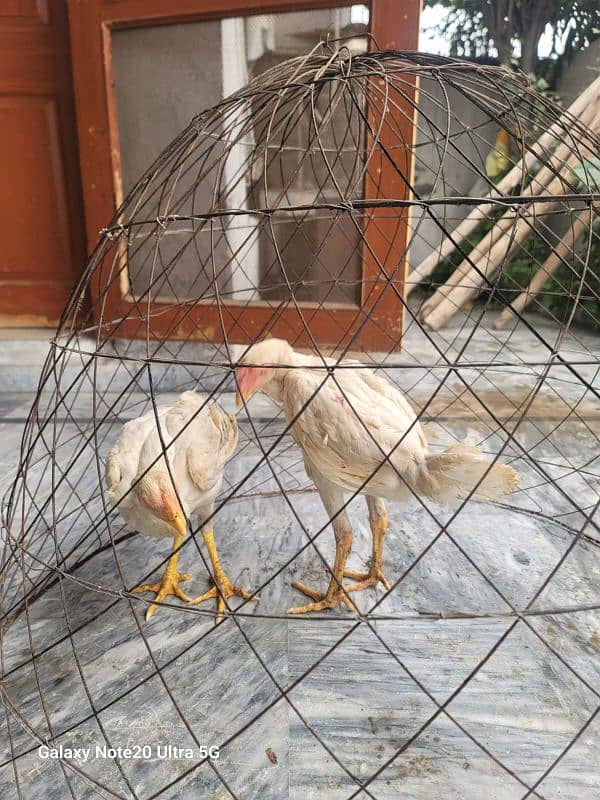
[
  {"left": 492, "top": 210, "right": 591, "bottom": 329},
  {"left": 420, "top": 169, "right": 597, "bottom": 330},
  {"left": 419, "top": 106, "right": 600, "bottom": 330},
  {"left": 419, "top": 161, "right": 583, "bottom": 329},
  {"left": 418, "top": 103, "right": 600, "bottom": 324},
  {"left": 406, "top": 76, "right": 600, "bottom": 296},
  {"left": 420, "top": 153, "right": 599, "bottom": 329},
  {"left": 420, "top": 201, "right": 551, "bottom": 330}
]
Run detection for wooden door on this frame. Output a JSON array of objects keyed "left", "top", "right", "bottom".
[
  {"left": 0, "top": 1, "right": 85, "bottom": 326},
  {"left": 68, "top": 0, "right": 420, "bottom": 349}
]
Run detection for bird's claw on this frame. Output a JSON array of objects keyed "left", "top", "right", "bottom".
[
  {"left": 132, "top": 571, "right": 193, "bottom": 620},
  {"left": 191, "top": 575, "right": 257, "bottom": 621},
  {"left": 288, "top": 580, "right": 356, "bottom": 614},
  {"left": 343, "top": 566, "right": 390, "bottom": 593}
]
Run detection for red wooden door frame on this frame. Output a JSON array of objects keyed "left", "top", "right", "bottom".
[
  {"left": 0, "top": 1, "right": 85, "bottom": 326},
  {"left": 67, "top": 0, "right": 420, "bottom": 348}
]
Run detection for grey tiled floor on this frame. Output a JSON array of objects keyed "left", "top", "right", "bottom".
[{"left": 1, "top": 317, "right": 600, "bottom": 800}]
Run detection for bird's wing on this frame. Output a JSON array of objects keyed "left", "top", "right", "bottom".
[
  {"left": 174, "top": 395, "right": 238, "bottom": 495},
  {"left": 163, "top": 391, "right": 204, "bottom": 435},
  {"left": 164, "top": 392, "right": 237, "bottom": 460},
  {"left": 212, "top": 404, "right": 239, "bottom": 462},
  {"left": 108, "top": 391, "right": 238, "bottom": 520},
  {"left": 348, "top": 367, "right": 428, "bottom": 450},
  {"left": 295, "top": 354, "right": 427, "bottom": 449},
  {"left": 281, "top": 367, "right": 426, "bottom": 496},
  {"left": 105, "top": 405, "right": 170, "bottom": 499}
]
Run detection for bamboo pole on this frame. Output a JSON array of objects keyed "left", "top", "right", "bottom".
[
  {"left": 419, "top": 105, "right": 600, "bottom": 321},
  {"left": 406, "top": 76, "right": 600, "bottom": 294},
  {"left": 421, "top": 207, "right": 550, "bottom": 330},
  {"left": 492, "top": 210, "right": 590, "bottom": 329},
  {"left": 420, "top": 107, "right": 600, "bottom": 330},
  {"left": 420, "top": 167, "right": 592, "bottom": 329}
]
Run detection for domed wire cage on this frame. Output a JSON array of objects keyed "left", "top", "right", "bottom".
[{"left": 2, "top": 45, "right": 600, "bottom": 799}]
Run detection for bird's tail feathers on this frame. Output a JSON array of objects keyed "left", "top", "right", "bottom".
[{"left": 416, "top": 443, "right": 519, "bottom": 506}]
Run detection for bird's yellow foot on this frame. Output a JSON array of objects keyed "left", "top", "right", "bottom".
[
  {"left": 191, "top": 574, "right": 255, "bottom": 621},
  {"left": 132, "top": 571, "right": 193, "bottom": 621},
  {"left": 288, "top": 581, "right": 356, "bottom": 614},
  {"left": 343, "top": 566, "right": 390, "bottom": 593}
]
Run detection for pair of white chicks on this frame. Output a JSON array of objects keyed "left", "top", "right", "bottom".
[{"left": 107, "top": 338, "right": 518, "bottom": 621}]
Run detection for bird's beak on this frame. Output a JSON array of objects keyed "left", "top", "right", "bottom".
[
  {"left": 171, "top": 511, "right": 188, "bottom": 537},
  {"left": 235, "top": 389, "right": 255, "bottom": 408},
  {"left": 160, "top": 488, "right": 187, "bottom": 536}
]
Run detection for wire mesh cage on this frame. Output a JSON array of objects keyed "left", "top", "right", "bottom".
[{"left": 1, "top": 46, "right": 600, "bottom": 799}]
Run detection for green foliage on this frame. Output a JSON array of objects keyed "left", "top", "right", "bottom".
[
  {"left": 418, "top": 5, "right": 600, "bottom": 328},
  {"left": 423, "top": 1, "right": 600, "bottom": 78},
  {"left": 535, "top": 223, "right": 600, "bottom": 328},
  {"left": 422, "top": 214, "right": 497, "bottom": 291},
  {"left": 571, "top": 156, "right": 600, "bottom": 191},
  {"left": 423, "top": 0, "right": 492, "bottom": 62},
  {"left": 493, "top": 236, "right": 553, "bottom": 311},
  {"left": 526, "top": 72, "right": 559, "bottom": 103},
  {"left": 421, "top": 217, "right": 600, "bottom": 331}
]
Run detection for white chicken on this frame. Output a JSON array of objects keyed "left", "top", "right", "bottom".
[
  {"left": 236, "top": 339, "right": 519, "bottom": 614},
  {"left": 106, "top": 390, "right": 251, "bottom": 620}
]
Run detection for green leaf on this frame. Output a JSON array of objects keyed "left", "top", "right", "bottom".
[{"left": 571, "top": 157, "right": 600, "bottom": 191}]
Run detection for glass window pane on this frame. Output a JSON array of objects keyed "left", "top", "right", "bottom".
[{"left": 111, "top": 6, "right": 369, "bottom": 305}]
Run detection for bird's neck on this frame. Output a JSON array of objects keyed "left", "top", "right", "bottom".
[
  {"left": 288, "top": 350, "right": 320, "bottom": 367},
  {"left": 260, "top": 370, "right": 286, "bottom": 405},
  {"left": 260, "top": 348, "right": 326, "bottom": 404}
]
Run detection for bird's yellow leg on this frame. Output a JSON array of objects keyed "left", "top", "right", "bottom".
[
  {"left": 132, "top": 533, "right": 193, "bottom": 620},
  {"left": 191, "top": 528, "right": 255, "bottom": 620},
  {"left": 290, "top": 531, "right": 356, "bottom": 614},
  {"left": 344, "top": 513, "right": 391, "bottom": 592}
]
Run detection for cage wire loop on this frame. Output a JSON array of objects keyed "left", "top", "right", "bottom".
[{"left": 1, "top": 46, "right": 600, "bottom": 800}]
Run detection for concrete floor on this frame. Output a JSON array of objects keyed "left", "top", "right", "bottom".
[{"left": 1, "top": 313, "right": 600, "bottom": 800}]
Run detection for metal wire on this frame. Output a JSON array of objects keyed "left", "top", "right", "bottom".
[{"left": 1, "top": 46, "right": 600, "bottom": 799}]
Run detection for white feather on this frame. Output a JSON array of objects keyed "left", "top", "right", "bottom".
[
  {"left": 105, "top": 391, "right": 238, "bottom": 538},
  {"left": 241, "top": 339, "right": 518, "bottom": 506}
]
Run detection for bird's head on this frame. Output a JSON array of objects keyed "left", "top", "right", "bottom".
[
  {"left": 135, "top": 472, "right": 187, "bottom": 536},
  {"left": 235, "top": 338, "right": 293, "bottom": 407}
]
